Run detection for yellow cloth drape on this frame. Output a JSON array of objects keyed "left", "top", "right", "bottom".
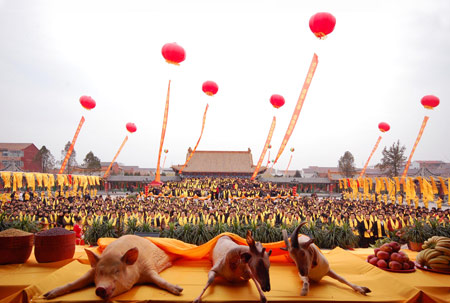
[
  {"left": 13, "top": 172, "right": 23, "bottom": 191},
  {"left": 72, "top": 175, "right": 78, "bottom": 192},
  {"left": 1, "top": 172, "right": 11, "bottom": 188},
  {"left": 438, "top": 177, "right": 447, "bottom": 195},
  {"left": 429, "top": 177, "right": 438, "bottom": 194},
  {"left": 35, "top": 173, "right": 43, "bottom": 187},
  {"left": 24, "top": 173, "right": 35, "bottom": 191},
  {"left": 48, "top": 174, "right": 55, "bottom": 187}
]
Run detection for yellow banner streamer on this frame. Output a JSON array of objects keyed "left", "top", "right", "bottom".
[
  {"left": 273, "top": 53, "right": 318, "bottom": 165},
  {"left": 401, "top": 116, "right": 429, "bottom": 182},
  {"left": 251, "top": 117, "right": 276, "bottom": 180},
  {"left": 179, "top": 103, "right": 209, "bottom": 174},
  {"left": 59, "top": 116, "right": 85, "bottom": 174},
  {"left": 154, "top": 80, "right": 171, "bottom": 184},
  {"left": 359, "top": 136, "right": 382, "bottom": 178},
  {"left": 104, "top": 136, "right": 129, "bottom": 178}
]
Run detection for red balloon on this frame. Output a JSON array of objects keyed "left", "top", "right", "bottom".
[
  {"left": 378, "top": 122, "right": 390, "bottom": 133},
  {"left": 270, "top": 94, "right": 285, "bottom": 109},
  {"left": 79, "top": 96, "right": 96, "bottom": 110},
  {"left": 161, "top": 43, "right": 186, "bottom": 65},
  {"left": 164, "top": 149, "right": 169, "bottom": 153},
  {"left": 126, "top": 123, "right": 137, "bottom": 133},
  {"left": 309, "top": 12, "right": 336, "bottom": 39},
  {"left": 421, "top": 95, "right": 440, "bottom": 110},
  {"left": 202, "top": 81, "right": 219, "bottom": 96}
]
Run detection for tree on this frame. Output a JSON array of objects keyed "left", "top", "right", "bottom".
[
  {"left": 338, "top": 151, "right": 356, "bottom": 178},
  {"left": 61, "top": 141, "right": 78, "bottom": 174},
  {"left": 34, "top": 146, "right": 55, "bottom": 173},
  {"left": 83, "top": 151, "right": 101, "bottom": 174},
  {"left": 377, "top": 140, "right": 407, "bottom": 177}
]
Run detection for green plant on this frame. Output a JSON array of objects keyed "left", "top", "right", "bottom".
[
  {"left": 84, "top": 221, "right": 118, "bottom": 245},
  {"left": 10, "top": 217, "right": 40, "bottom": 233},
  {"left": 0, "top": 213, "right": 11, "bottom": 231},
  {"left": 338, "top": 223, "right": 359, "bottom": 248},
  {"left": 401, "top": 220, "right": 429, "bottom": 243},
  {"left": 125, "top": 218, "right": 139, "bottom": 235},
  {"left": 427, "top": 218, "right": 450, "bottom": 237}
]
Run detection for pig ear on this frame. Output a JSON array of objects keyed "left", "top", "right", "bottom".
[
  {"left": 85, "top": 249, "right": 100, "bottom": 268},
  {"left": 282, "top": 229, "right": 291, "bottom": 250},
  {"left": 268, "top": 249, "right": 272, "bottom": 256},
  {"left": 121, "top": 247, "right": 139, "bottom": 265},
  {"left": 240, "top": 252, "right": 252, "bottom": 263},
  {"left": 246, "top": 230, "right": 256, "bottom": 251}
]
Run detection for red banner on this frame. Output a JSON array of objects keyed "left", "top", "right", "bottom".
[
  {"left": 359, "top": 136, "right": 382, "bottom": 178},
  {"left": 251, "top": 116, "right": 276, "bottom": 180},
  {"left": 59, "top": 116, "right": 85, "bottom": 174},
  {"left": 401, "top": 116, "right": 429, "bottom": 183},
  {"left": 273, "top": 54, "right": 318, "bottom": 165},
  {"left": 104, "top": 135, "right": 129, "bottom": 178},
  {"left": 179, "top": 104, "right": 209, "bottom": 174},
  {"left": 154, "top": 80, "right": 171, "bottom": 184}
]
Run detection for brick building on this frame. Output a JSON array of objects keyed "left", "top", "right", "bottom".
[{"left": 0, "top": 143, "right": 42, "bottom": 172}]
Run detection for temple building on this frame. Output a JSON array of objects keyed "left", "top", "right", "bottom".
[{"left": 172, "top": 148, "right": 265, "bottom": 177}]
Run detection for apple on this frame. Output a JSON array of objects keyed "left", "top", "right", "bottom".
[
  {"left": 389, "top": 261, "right": 403, "bottom": 270},
  {"left": 403, "top": 262, "right": 411, "bottom": 270},
  {"left": 377, "top": 251, "right": 390, "bottom": 260},
  {"left": 398, "top": 251, "right": 410, "bottom": 262},
  {"left": 377, "top": 259, "right": 387, "bottom": 268},
  {"left": 390, "top": 252, "right": 404, "bottom": 263},
  {"left": 408, "top": 260, "right": 415, "bottom": 268},
  {"left": 374, "top": 248, "right": 380, "bottom": 256},
  {"left": 367, "top": 254, "right": 375, "bottom": 262},
  {"left": 380, "top": 243, "right": 393, "bottom": 253},
  {"left": 388, "top": 241, "right": 401, "bottom": 252},
  {"left": 369, "top": 257, "right": 379, "bottom": 266}
]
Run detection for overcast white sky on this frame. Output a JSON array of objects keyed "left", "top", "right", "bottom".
[{"left": 1, "top": 0, "right": 449, "bottom": 171}]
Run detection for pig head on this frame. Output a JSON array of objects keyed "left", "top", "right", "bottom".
[{"left": 44, "top": 235, "right": 183, "bottom": 300}]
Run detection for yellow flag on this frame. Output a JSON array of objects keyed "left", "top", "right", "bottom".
[
  {"left": 42, "top": 174, "right": 49, "bottom": 188},
  {"left": 35, "top": 173, "right": 43, "bottom": 187},
  {"left": 429, "top": 177, "right": 438, "bottom": 194},
  {"left": 48, "top": 174, "right": 55, "bottom": 187},
  {"left": 95, "top": 176, "right": 100, "bottom": 186},
  {"left": 1, "top": 172, "right": 11, "bottom": 188},
  {"left": 24, "top": 173, "right": 36, "bottom": 191},
  {"left": 438, "top": 177, "right": 447, "bottom": 195},
  {"left": 73, "top": 175, "right": 78, "bottom": 192},
  {"left": 416, "top": 177, "right": 424, "bottom": 194},
  {"left": 13, "top": 172, "right": 23, "bottom": 190}
]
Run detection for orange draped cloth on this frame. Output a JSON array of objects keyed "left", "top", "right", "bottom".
[{"left": 96, "top": 233, "right": 291, "bottom": 263}]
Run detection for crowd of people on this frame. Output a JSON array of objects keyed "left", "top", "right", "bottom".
[{"left": 1, "top": 178, "right": 449, "bottom": 247}]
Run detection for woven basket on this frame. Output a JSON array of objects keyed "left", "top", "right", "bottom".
[
  {"left": 0, "top": 234, "right": 34, "bottom": 264},
  {"left": 34, "top": 232, "right": 76, "bottom": 263}
]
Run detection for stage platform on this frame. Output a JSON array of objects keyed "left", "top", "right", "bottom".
[{"left": 0, "top": 245, "right": 449, "bottom": 303}]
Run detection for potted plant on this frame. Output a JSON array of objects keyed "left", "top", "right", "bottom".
[{"left": 401, "top": 220, "right": 429, "bottom": 251}]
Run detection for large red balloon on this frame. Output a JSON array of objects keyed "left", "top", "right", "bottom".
[
  {"left": 421, "top": 95, "right": 440, "bottom": 110},
  {"left": 378, "top": 122, "right": 390, "bottom": 133},
  {"left": 126, "top": 123, "right": 137, "bottom": 133},
  {"left": 309, "top": 12, "right": 336, "bottom": 39},
  {"left": 79, "top": 96, "right": 96, "bottom": 110},
  {"left": 270, "top": 94, "right": 285, "bottom": 109},
  {"left": 161, "top": 43, "right": 186, "bottom": 65},
  {"left": 202, "top": 81, "right": 219, "bottom": 96}
]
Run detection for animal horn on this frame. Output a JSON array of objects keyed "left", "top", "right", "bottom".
[{"left": 291, "top": 222, "right": 306, "bottom": 248}]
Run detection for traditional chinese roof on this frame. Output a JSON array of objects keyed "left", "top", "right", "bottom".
[{"left": 172, "top": 149, "right": 263, "bottom": 175}]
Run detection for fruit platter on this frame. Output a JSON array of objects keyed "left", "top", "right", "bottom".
[
  {"left": 415, "top": 236, "right": 450, "bottom": 274},
  {"left": 367, "top": 241, "right": 416, "bottom": 272}
]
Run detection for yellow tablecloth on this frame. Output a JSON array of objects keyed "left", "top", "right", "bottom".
[{"left": 1, "top": 240, "right": 449, "bottom": 303}]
